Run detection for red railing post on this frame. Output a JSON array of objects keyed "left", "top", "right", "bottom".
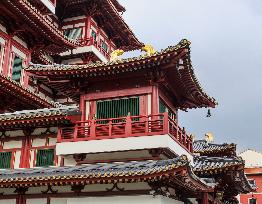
[
  {"left": 108, "top": 120, "right": 112, "bottom": 137},
  {"left": 125, "top": 115, "right": 132, "bottom": 136},
  {"left": 163, "top": 112, "right": 169, "bottom": 134},
  {"left": 57, "top": 128, "right": 62, "bottom": 143},
  {"left": 73, "top": 124, "right": 78, "bottom": 142},
  {"left": 90, "top": 119, "right": 96, "bottom": 139}
]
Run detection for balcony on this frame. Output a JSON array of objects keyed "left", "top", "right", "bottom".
[
  {"left": 57, "top": 113, "right": 193, "bottom": 153},
  {"left": 77, "top": 37, "right": 110, "bottom": 60}
]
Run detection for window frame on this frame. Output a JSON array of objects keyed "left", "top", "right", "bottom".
[
  {"left": 0, "top": 151, "right": 12, "bottom": 169},
  {"left": 64, "top": 27, "right": 83, "bottom": 40},
  {"left": 11, "top": 54, "right": 24, "bottom": 83},
  {"left": 96, "top": 96, "right": 140, "bottom": 121},
  {"left": 35, "top": 148, "right": 55, "bottom": 167}
]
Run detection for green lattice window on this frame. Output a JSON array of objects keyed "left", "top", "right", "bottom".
[
  {"left": 36, "top": 149, "right": 55, "bottom": 167},
  {"left": 0, "top": 152, "right": 12, "bottom": 169},
  {"left": 91, "top": 30, "right": 97, "bottom": 40},
  {"left": 64, "top": 27, "right": 83, "bottom": 40},
  {"left": 159, "top": 99, "right": 176, "bottom": 120},
  {"left": 12, "top": 56, "right": 23, "bottom": 82},
  {"left": 101, "top": 42, "right": 108, "bottom": 52},
  {"left": 96, "top": 97, "right": 140, "bottom": 122}
]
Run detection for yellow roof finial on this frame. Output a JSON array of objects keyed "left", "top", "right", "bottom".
[
  {"left": 141, "top": 44, "right": 156, "bottom": 56},
  {"left": 205, "top": 133, "right": 214, "bottom": 143},
  {"left": 110, "top": 49, "right": 125, "bottom": 62}
]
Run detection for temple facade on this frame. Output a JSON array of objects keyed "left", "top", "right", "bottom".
[{"left": 0, "top": 1, "right": 253, "bottom": 204}]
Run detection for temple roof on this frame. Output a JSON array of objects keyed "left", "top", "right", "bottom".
[
  {"left": 26, "top": 39, "right": 217, "bottom": 109},
  {"left": 0, "top": 106, "right": 79, "bottom": 130},
  {"left": 193, "top": 156, "right": 243, "bottom": 175},
  {"left": 193, "top": 156, "right": 254, "bottom": 195},
  {"left": 0, "top": 156, "right": 210, "bottom": 194},
  {"left": 0, "top": 75, "right": 56, "bottom": 112},
  {"left": 193, "top": 140, "right": 236, "bottom": 157},
  {"left": 1, "top": 0, "right": 77, "bottom": 54},
  {"left": 57, "top": 0, "right": 142, "bottom": 50}
]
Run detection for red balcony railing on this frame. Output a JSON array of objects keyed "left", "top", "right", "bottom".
[
  {"left": 57, "top": 113, "right": 193, "bottom": 153},
  {"left": 77, "top": 37, "right": 110, "bottom": 59}
]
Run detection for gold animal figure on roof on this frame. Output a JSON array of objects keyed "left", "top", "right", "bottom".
[
  {"left": 110, "top": 49, "right": 125, "bottom": 61},
  {"left": 141, "top": 44, "right": 156, "bottom": 56}
]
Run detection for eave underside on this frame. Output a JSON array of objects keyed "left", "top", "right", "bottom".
[
  {"left": 0, "top": 0, "right": 76, "bottom": 54},
  {"left": 0, "top": 75, "right": 54, "bottom": 113}
]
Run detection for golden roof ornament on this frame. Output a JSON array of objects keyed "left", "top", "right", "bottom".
[
  {"left": 141, "top": 44, "right": 156, "bottom": 56},
  {"left": 205, "top": 133, "right": 214, "bottom": 143},
  {"left": 110, "top": 49, "right": 125, "bottom": 62}
]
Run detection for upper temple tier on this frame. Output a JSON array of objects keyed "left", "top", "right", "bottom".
[{"left": 25, "top": 39, "right": 217, "bottom": 110}]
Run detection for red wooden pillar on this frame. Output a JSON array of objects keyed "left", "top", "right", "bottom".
[
  {"left": 16, "top": 195, "right": 26, "bottom": 204},
  {"left": 151, "top": 85, "right": 159, "bottom": 115},
  {"left": 2, "top": 37, "right": 12, "bottom": 76},
  {"left": 202, "top": 192, "right": 209, "bottom": 204},
  {"left": 85, "top": 16, "right": 91, "bottom": 39}
]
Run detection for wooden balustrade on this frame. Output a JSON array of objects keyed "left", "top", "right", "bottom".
[
  {"left": 57, "top": 112, "right": 193, "bottom": 152},
  {"left": 76, "top": 37, "right": 110, "bottom": 59}
]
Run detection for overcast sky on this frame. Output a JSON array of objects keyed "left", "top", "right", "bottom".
[{"left": 119, "top": 0, "right": 262, "bottom": 152}]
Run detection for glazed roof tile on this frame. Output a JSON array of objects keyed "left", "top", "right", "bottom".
[
  {"left": 0, "top": 106, "right": 79, "bottom": 122},
  {"left": 193, "top": 156, "right": 255, "bottom": 194},
  {"left": 0, "top": 156, "right": 210, "bottom": 191},
  {"left": 26, "top": 39, "right": 192, "bottom": 72},
  {"left": 193, "top": 140, "right": 236, "bottom": 156},
  {"left": 193, "top": 156, "right": 243, "bottom": 174}
]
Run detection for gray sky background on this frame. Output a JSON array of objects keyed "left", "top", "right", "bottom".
[{"left": 119, "top": 0, "right": 262, "bottom": 152}]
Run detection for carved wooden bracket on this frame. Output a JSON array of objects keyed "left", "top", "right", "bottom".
[
  {"left": 71, "top": 184, "right": 85, "bottom": 194},
  {"left": 41, "top": 185, "right": 58, "bottom": 194},
  {"left": 106, "top": 183, "right": 125, "bottom": 192}
]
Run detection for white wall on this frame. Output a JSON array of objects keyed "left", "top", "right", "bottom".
[
  {"left": 0, "top": 200, "right": 16, "bottom": 204},
  {"left": 57, "top": 134, "right": 193, "bottom": 162},
  {"left": 50, "top": 195, "right": 184, "bottom": 204}
]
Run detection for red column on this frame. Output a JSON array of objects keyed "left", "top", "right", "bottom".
[
  {"left": 151, "top": 85, "right": 159, "bottom": 115},
  {"left": 20, "top": 136, "right": 31, "bottom": 168},
  {"left": 2, "top": 37, "right": 12, "bottom": 76},
  {"left": 85, "top": 16, "right": 91, "bottom": 39},
  {"left": 202, "top": 192, "right": 209, "bottom": 204}
]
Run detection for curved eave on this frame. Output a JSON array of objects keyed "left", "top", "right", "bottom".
[
  {"left": 0, "top": 156, "right": 211, "bottom": 193},
  {"left": 110, "top": 0, "right": 126, "bottom": 12},
  {"left": 26, "top": 39, "right": 217, "bottom": 109},
  {"left": 0, "top": 75, "right": 55, "bottom": 110},
  {"left": 193, "top": 140, "right": 237, "bottom": 157},
  {"left": 101, "top": 0, "right": 143, "bottom": 50},
  {"left": 5, "top": 0, "right": 77, "bottom": 53},
  {"left": 0, "top": 116, "right": 69, "bottom": 131}
]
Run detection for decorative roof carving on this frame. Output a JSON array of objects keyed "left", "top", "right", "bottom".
[{"left": 193, "top": 140, "right": 236, "bottom": 157}]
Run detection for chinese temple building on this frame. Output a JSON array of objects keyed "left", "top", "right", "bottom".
[
  {"left": 0, "top": 0, "right": 253, "bottom": 204},
  {"left": 239, "top": 150, "right": 262, "bottom": 204}
]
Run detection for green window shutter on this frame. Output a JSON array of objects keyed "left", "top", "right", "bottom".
[
  {"left": 159, "top": 98, "right": 176, "bottom": 120},
  {"left": 159, "top": 99, "right": 167, "bottom": 113},
  {"left": 12, "top": 56, "right": 23, "bottom": 82},
  {"left": 102, "top": 42, "right": 108, "bottom": 52},
  {"left": 91, "top": 30, "right": 97, "bottom": 40},
  {"left": 64, "top": 28, "right": 83, "bottom": 40},
  {"left": 36, "top": 149, "right": 55, "bottom": 167},
  {"left": 0, "top": 152, "right": 12, "bottom": 169},
  {"left": 96, "top": 97, "right": 140, "bottom": 121}
]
